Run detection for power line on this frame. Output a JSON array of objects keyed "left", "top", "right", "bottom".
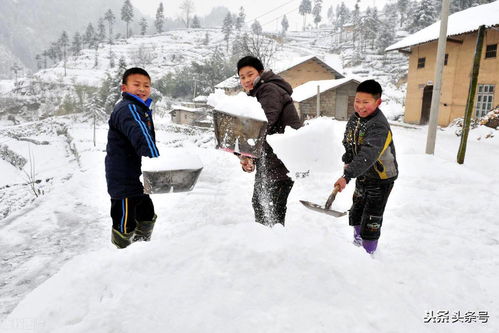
[
  {"left": 247, "top": 0, "right": 299, "bottom": 23},
  {"left": 260, "top": 6, "right": 300, "bottom": 27}
]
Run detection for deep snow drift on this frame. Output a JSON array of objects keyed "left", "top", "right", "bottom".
[{"left": 1, "top": 114, "right": 498, "bottom": 333}]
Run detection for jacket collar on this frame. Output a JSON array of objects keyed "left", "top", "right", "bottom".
[{"left": 122, "top": 92, "right": 153, "bottom": 109}]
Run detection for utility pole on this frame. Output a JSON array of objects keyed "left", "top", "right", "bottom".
[
  {"left": 316, "top": 85, "right": 321, "bottom": 117},
  {"left": 457, "top": 25, "right": 486, "bottom": 164},
  {"left": 425, "top": 0, "right": 450, "bottom": 155}
]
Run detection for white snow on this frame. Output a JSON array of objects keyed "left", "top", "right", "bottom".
[
  {"left": 291, "top": 78, "right": 359, "bottom": 102},
  {"left": 386, "top": 1, "right": 499, "bottom": 51},
  {"left": 1, "top": 115, "right": 499, "bottom": 333},
  {"left": 142, "top": 148, "right": 203, "bottom": 171},
  {"left": 207, "top": 90, "right": 267, "bottom": 121}
]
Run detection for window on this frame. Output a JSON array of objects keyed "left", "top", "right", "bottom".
[
  {"left": 485, "top": 44, "right": 497, "bottom": 58},
  {"left": 417, "top": 57, "right": 426, "bottom": 69},
  {"left": 444, "top": 53, "right": 448, "bottom": 66},
  {"left": 476, "top": 84, "right": 495, "bottom": 118}
]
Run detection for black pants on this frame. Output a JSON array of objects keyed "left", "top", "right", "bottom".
[
  {"left": 349, "top": 178, "right": 395, "bottom": 240},
  {"left": 252, "top": 176, "right": 294, "bottom": 226},
  {"left": 110, "top": 194, "right": 155, "bottom": 234}
]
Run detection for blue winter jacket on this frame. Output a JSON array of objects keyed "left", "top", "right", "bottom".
[{"left": 105, "top": 92, "right": 160, "bottom": 199}]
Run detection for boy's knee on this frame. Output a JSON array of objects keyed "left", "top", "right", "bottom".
[{"left": 360, "top": 214, "right": 383, "bottom": 240}]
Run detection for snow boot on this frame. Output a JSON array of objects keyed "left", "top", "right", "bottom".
[
  {"left": 111, "top": 228, "right": 135, "bottom": 249},
  {"left": 133, "top": 214, "right": 157, "bottom": 242},
  {"left": 353, "top": 225, "right": 362, "bottom": 247},
  {"left": 362, "top": 239, "right": 378, "bottom": 254}
]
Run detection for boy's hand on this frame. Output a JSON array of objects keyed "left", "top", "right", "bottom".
[
  {"left": 240, "top": 156, "right": 255, "bottom": 173},
  {"left": 334, "top": 177, "right": 348, "bottom": 192}
]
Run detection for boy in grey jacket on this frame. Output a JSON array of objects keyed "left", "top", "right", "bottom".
[{"left": 334, "top": 80, "right": 398, "bottom": 254}]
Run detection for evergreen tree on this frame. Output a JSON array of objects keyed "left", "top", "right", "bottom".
[
  {"left": 235, "top": 7, "right": 246, "bottom": 31},
  {"left": 299, "top": 0, "right": 312, "bottom": 30},
  {"left": 203, "top": 32, "right": 210, "bottom": 46},
  {"left": 97, "top": 18, "right": 106, "bottom": 43},
  {"left": 104, "top": 9, "right": 116, "bottom": 44},
  {"left": 121, "top": 0, "right": 134, "bottom": 39},
  {"left": 327, "top": 6, "right": 334, "bottom": 25},
  {"left": 409, "top": 0, "right": 437, "bottom": 33},
  {"left": 191, "top": 15, "right": 201, "bottom": 28},
  {"left": 281, "top": 15, "right": 289, "bottom": 36},
  {"left": 351, "top": 0, "right": 360, "bottom": 43},
  {"left": 35, "top": 54, "right": 42, "bottom": 70},
  {"left": 59, "top": 31, "right": 69, "bottom": 76},
  {"left": 84, "top": 23, "right": 96, "bottom": 49},
  {"left": 376, "top": 23, "right": 395, "bottom": 54},
  {"left": 335, "top": 2, "right": 350, "bottom": 31},
  {"left": 397, "top": 0, "right": 410, "bottom": 27},
  {"left": 71, "top": 32, "right": 82, "bottom": 56},
  {"left": 222, "top": 13, "right": 233, "bottom": 52},
  {"left": 251, "top": 20, "right": 263, "bottom": 35},
  {"left": 155, "top": 2, "right": 165, "bottom": 33},
  {"left": 140, "top": 18, "right": 148, "bottom": 35},
  {"left": 312, "top": 0, "right": 323, "bottom": 28}
]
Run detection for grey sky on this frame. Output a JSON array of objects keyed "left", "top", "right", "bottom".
[{"left": 131, "top": 0, "right": 390, "bottom": 32}]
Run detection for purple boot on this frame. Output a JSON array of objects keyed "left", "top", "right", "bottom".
[
  {"left": 353, "top": 225, "right": 362, "bottom": 247},
  {"left": 362, "top": 239, "right": 378, "bottom": 254}
]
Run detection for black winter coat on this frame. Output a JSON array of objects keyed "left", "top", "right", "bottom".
[
  {"left": 249, "top": 70, "right": 302, "bottom": 181},
  {"left": 105, "top": 93, "right": 160, "bottom": 199}
]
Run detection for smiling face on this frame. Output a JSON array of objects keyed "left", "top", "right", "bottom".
[
  {"left": 238, "top": 66, "right": 261, "bottom": 92},
  {"left": 354, "top": 92, "right": 382, "bottom": 118},
  {"left": 121, "top": 74, "right": 151, "bottom": 101}
]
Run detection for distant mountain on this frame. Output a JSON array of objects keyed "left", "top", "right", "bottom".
[{"left": 0, "top": 0, "right": 148, "bottom": 77}]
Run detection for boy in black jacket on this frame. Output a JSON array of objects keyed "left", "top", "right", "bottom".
[
  {"left": 334, "top": 80, "right": 398, "bottom": 254},
  {"left": 105, "top": 67, "right": 160, "bottom": 249}
]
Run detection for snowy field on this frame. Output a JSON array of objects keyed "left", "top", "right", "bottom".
[{"left": 1, "top": 113, "right": 498, "bottom": 333}]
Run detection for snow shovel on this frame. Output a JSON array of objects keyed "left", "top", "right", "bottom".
[{"left": 300, "top": 185, "right": 347, "bottom": 218}]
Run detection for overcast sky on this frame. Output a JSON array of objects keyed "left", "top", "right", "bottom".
[{"left": 131, "top": 0, "right": 390, "bottom": 32}]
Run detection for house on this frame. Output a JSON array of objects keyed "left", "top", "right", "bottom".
[
  {"left": 386, "top": 2, "right": 499, "bottom": 126},
  {"left": 292, "top": 78, "right": 360, "bottom": 121},
  {"left": 170, "top": 104, "right": 207, "bottom": 126},
  {"left": 214, "top": 55, "right": 344, "bottom": 95}
]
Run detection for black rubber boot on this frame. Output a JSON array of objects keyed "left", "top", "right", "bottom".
[
  {"left": 133, "top": 214, "right": 157, "bottom": 242},
  {"left": 111, "top": 228, "right": 135, "bottom": 249}
]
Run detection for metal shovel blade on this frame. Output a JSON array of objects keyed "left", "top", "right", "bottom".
[
  {"left": 299, "top": 200, "right": 347, "bottom": 217},
  {"left": 300, "top": 185, "right": 346, "bottom": 218}
]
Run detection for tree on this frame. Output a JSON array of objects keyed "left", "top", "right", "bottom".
[
  {"left": 335, "top": 2, "right": 350, "bottom": 31},
  {"left": 312, "top": 0, "right": 323, "bottom": 28},
  {"left": 59, "top": 31, "right": 69, "bottom": 76},
  {"left": 409, "top": 0, "right": 437, "bottom": 33},
  {"left": 84, "top": 23, "right": 96, "bottom": 49},
  {"left": 104, "top": 9, "right": 116, "bottom": 44},
  {"left": 203, "top": 32, "right": 210, "bottom": 46},
  {"left": 397, "top": 0, "right": 410, "bottom": 27},
  {"left": 281, "top": 15, "right": 289, "bottom": 35},
  {"left": 121, "top": 0, "right": 134, "bottom": 39},
  {"left": 140, "top": 18, "right": 148, "bottom": 35},
  {"left": 155, "top": 2, "right": 165, "bottom": 33},
  {"left": 299, "top": 0, "right": 312, "bottom": 31},
  {"left": 191, "top": 15, "right": 201, "bottom": 28},
  {"left": 351, "top": 0, "right": 360, "bottom": 43},
  {"left": 375, "top": 23, "right": 395, "bottom": 54},
  {"left": 235, "top": 6, "right": 246, "bottom": 32},
  {"left": 71, "top": 32, "right": 82, "bottom": 57},
  {"left": 97, "top": 18, "right": 106, "bottom": 43},
  {"left": 180, "top": 0, "right": 195, "bottom": 28},
  {"left": 327, "top": 6, "right": 334, "bottom": 25},
  {"left": 251, "top": 20, "right": 263, "bottom": 35},
  {"left": 222, "top": 13, "right": 233, "bottom": 52}
]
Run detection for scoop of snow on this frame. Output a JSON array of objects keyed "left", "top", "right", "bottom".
[
  {"left": 142, "top": 148, "right": 203, "bottom": 172},
  {"left": 207, "top": 90, "right": 267, "bottom": 122}
]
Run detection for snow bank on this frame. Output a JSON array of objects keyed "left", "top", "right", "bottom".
[
  {"left": 142, "top": 148, "right": 203, "bottom": 171},
  {"left": 207, "top": 90, "right": 267, "bottom": 121},
  {"left": 267, "top": 117, "right": 344, "bottom": 178}
]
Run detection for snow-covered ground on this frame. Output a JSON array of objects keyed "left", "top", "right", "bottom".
[{"left": 1, "top": 111, "right": 498, "bottom": 332}]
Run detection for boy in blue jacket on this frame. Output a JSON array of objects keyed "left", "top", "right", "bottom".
[{"left": 105, "top": 67, "right": 160, "bottom": 249}]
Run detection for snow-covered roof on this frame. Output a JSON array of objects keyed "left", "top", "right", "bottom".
[
  {"left": 272, "top": 55, "right": 344, "bottom": 79},
  {"left": 214, "top": 75, "right": 240, "bottom": 89},
  {"left": 193, "top": 95, "right": 208, "bottom": 102},
  {"left": 291, "top": 78, "right": 359, "bottom": 102},
  {"left": 171, "top": 105, "right": 204, "bottom": 113},
  {"left": 386, "top": 1, "right": 499, "bottom": 52}
]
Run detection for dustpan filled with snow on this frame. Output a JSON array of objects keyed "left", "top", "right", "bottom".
[
  {"left": 208, "top": 91, "right": 268, "bottom": 158},
  {"left": 141, "top": 149, "right": 203, "bottom": 194}
]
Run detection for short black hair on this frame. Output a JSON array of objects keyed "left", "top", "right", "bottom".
[
  {"left": 356, "top": 79, "right": 382, "bottom": 99},
  {"left": 237, "top": 56, "right": 264, "bottom": 74},
  {"left": 122, "top": 67, "right": 151, "bottom": 84}
]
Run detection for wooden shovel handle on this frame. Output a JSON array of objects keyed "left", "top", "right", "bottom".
[{"left": 325, "top": 185, "right": 340, "bottom": 210}]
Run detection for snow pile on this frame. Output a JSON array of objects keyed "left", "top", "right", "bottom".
[
  {"left": 267, "top": 118, "right": 344, "bottom": 178},
  {"left": 142, "top": 148, "right": 203, "bottom": 172},
  {"left": 207, "top": 91, "right": 267, "bottom": 121}
]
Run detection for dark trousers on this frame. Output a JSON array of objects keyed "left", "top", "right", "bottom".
[
  {"left": 252, "top": 176, "right": 294, "bottom": 226},
  {"left": 110, "top": 194, "right": 155, "bottom": 234},
  {"left": 348, "top": 178, "right": 395, "bottom": 240}
]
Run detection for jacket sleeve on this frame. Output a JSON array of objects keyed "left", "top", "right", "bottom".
[
  {"left": 257, "top": 84, "right": 283, "bottom": 130},
  {"left": 343, "top": 120, "right": 388, "bottom": 179},
  {"left": 342, "top": 118, "right": 354, "bottom": 164},
  {"left": 113, "top": 103, "right": 160, "bottom": 158}
]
